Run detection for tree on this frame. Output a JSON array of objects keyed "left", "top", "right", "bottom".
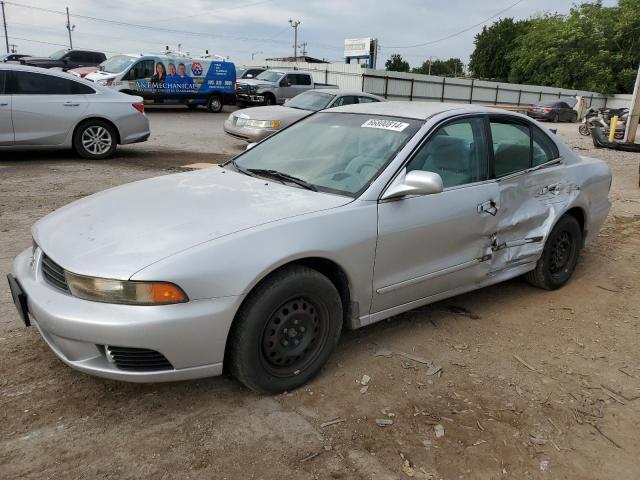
[
  {"left": 468, "top": 18, "right": 530, "bottom": 81},
  {"left": 413, "top": 57, "right": 465, "bottom": 77},
  {"left": 385, "top": 54, "right": 410, "bottom": 72}
]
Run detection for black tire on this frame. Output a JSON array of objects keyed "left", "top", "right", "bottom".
[
  {"left": 552, "top": 113, "right": 559, "bottom": 123},
  {"left": 525, "top": 215, "right": 582, "bottom": 290},
  {"left": 227, "top": 265, "right": 343, "bottom": 393},
  {"left": 73, "top": 119, "right": 118, "bottom": 160},
  {"left": 614, "top": 131, "right": 624, "bottom": 140},
  {"left": 207, "top": 94, "right": 223, "bottom": 113},
  {"left": 264, "top": 94, "right": 276, "bottom": 106},
  {"left": 570, "top": 113, "right": 578, "bottom": 123}
]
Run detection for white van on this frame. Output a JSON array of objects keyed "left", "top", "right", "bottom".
[{"left": 85, "top": 53, "right": 236, "bottom": 112}]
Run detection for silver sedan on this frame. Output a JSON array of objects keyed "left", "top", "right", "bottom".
[
  {"left": 9, "top": 102, "right": 611, "bottom": 393},
  {"left": 224, "top": 89, "right": 383, "bottom": 142},
  {"left": 0, "top": 64, "right": 149, "bottom": 159}
]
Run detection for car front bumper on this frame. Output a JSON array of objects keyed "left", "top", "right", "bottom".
[
  {"left": 223, "top": 118, "right": 277, "bottom": 142},
  {"left": 236, "top": 93, "right": 265, "bottom": 104},
  {"left": 10, "top": 247, "right": 242, "bottom": 382}
]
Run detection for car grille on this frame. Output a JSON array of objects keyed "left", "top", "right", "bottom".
[
  {"left": 236, "top": 83, "right": 250, "bottom": 94},
  {"left": 41, "top": 254, "right": 70, "bottom": 292},
  {"left": 105, "top": 346, "right": 174, "bottom": 371}
]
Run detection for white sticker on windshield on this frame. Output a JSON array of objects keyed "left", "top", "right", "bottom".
[{"left": 361, "top": 119, "right": 409, "bottom": 132}]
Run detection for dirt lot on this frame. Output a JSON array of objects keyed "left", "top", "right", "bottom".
[{"left": 1, "top": 110, "right": 639, "bottom": 479}]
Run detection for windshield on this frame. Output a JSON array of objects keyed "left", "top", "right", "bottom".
[
  {"left": 232, "top": 113, "right": 421, "bottom": 196},
  {"left": 50, "top": 49, "right": 68, "bottom": 60},
  {"left": 255, "top": 70, "right": 284, "bottom": 82},
  {"left": 101, "top": 55, "right": 137, "bottom": 73},
  {"left": 287, "top": 91, "right": 335, "bottom": 112},
  {"left": 236, "top": 67, "right": 246, "bottom": 78}
]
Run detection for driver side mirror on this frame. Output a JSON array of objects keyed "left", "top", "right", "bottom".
[
  {"left": 280, "top": 79, "right": 291, "bottom": 87},
  {"left": 245, "top": 74, "right": 254, "bottom": 78},
  {"left": 381, "top": 170, "right": 443, "bottom": 200}
]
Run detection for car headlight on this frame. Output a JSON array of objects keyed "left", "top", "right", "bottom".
[
  {"left": 245, "top": 119, "right": 280, "bottom": 129},
  {"left": 249, "top": 85, "right": 258, "bottom": 94},
  {"left": 65, "top": 272, "right": 188, "bottom": 305},
  {"left": 96, "top": 79, "right": 113, "bottom": 86}
]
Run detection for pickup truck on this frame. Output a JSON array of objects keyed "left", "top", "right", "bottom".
[{"left": 236, "top": 69, "right": 338, "bottom": 106}]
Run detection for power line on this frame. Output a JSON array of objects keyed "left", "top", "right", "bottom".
[
  {"left": 153, "top": 0, "right": 278, "bottom": 23},
  {"left": 8, "top": 35, "right": 120, "bottom": 53},
  {"left": 383, "top": 0, "right": 525, "bottom": 49}
]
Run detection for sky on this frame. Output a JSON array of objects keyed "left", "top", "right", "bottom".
[{"left": 1, "top": 0, "right": 618, "bottom": 68}]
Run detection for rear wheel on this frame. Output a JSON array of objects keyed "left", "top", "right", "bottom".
[
  {"left": 73, "top": 120, "right": 117, "bottom": 160},
  {"left": 207, "top": 94, "right": 223, "bottom": 113},
  {"left": 552, "top": 113, "right": 559, "bottom": 123},
  {"left": 227, "top": 265, "right": 343, "bottom": 393},
  {"left": 525, "top": 215, "right": 582, "bottom": 290}
]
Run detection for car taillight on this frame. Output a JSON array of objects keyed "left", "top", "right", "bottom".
[
  {"left": 543, "top": 108, "right": 552, "bottom": 113},
  {"left": 132, "top": 102, "right": 144, "bottom": 113}
]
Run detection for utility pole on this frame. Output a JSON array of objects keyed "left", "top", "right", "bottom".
[
  {"left": 300, "top": 41, "right": 307, "bottom": 57},
  {"left": 428, "top": 56, "right": 433, "bottom": 75},
  {"left": 1, "top": 1, "right": 9, "bottom": 54},
  {"left": 624, "top": 64, "right": 640, "bottom": 144},
  {"left": 65, "top": 7, "right": 74, "bottom": 49},
  {"left": 288, "top": 19, "right": 300, "bottom": 60}
]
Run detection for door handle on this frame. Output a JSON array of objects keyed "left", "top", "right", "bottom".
[
  {"left": 477, "top": 200, "right": 498, "bottom": 216},
  {"left": 64, "top": 102, "right": 80, "bottom": 107}
]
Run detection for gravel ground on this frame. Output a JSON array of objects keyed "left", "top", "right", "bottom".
[{"left": 1, "top": 111, "right": 639, "bottom": 480}]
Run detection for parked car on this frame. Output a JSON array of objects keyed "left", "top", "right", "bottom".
[
  {"left": 527, "top": 100, "right": 578, "bottom": 122},
  {"left": 1, "top": 53, "right": 31, "bottom": 63},
  {"left": 85, "top": 53, "right": 235, "bottom": 112},
  {"left": 8, "top": 102, "right": 611, "bottom": 393},
  {"left": 224, "top": 89, "right": 383, "bottom": 142},
  {"left": 21, "top": 49, "right": 107, "bottom": 71},
  {"left": 69, "top": 65, "right": 99, "bottom": 78},
  {"left": 236, "top": 66, "right": 266, "bottom": 79},
  {"left": 0, "top": 64, "right": 149, "bottom": 159},
  {"left": 236, "top": 69, "right": 338, "bottom": 106}
]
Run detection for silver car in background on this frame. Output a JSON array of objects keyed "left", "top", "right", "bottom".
[
  {"left": 0, "top": 64, "right": 149, "bottom": 159},
  {"left": 224, "top": 89, "right": 383, "bottom": 143},
  {"left": 8, "top": 102, "right": 611, "bottom": 393}
]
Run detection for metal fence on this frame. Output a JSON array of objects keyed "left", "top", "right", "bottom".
[{"left": 245, "top": 61, "right": 612, "bottom": 109}]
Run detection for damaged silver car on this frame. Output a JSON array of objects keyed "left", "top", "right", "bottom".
[{"left": 8, "top": 102, "right": 611, "bottom": 393}]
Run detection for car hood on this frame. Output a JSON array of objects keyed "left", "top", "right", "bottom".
[
  {"left": 238, "top": 79, "right": 275, "bottom": 87},
  {"left": 234, "top": 105, "right": 312, "bottom": 122},
  {"left": 86, "top": 70, "right": 118, "bottom": 81},
  {"left": 33, "top": 168, "right": 352, "bottom": 279}
]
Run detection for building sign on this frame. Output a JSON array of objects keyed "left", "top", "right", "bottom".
[{"left": 344, "top": 38, "right": 371, "bottom": 58}]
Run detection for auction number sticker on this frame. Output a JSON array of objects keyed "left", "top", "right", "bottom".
[{"left": 361, "top": 119, "right": 409, "bottom": 132}]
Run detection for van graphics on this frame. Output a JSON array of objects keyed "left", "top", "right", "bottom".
[{"left": 118, "top": 57, "right": 234, "bottom": 103}]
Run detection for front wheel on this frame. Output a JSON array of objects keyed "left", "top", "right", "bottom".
[
  {"left": 525, "top": 215, "right": 582, "bottom": 290},
  {"left": 578, "top": 124, "right": 590, "bottom": 136},
  {"left": 227, "top": 266, "right": 343, "bottom": 393},
  {"left": 73, "top": 120, "right": 117, "bottom": 159},
  {"left": 207, "top": 95, "right": 223, "bottom": 113},
  {"left": 264, "top": 94, "right": 276, "bottom": 106}
]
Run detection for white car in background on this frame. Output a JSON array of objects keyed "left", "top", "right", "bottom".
[{"left": 0, "top": 64, "right": 149, "bottom": 159}]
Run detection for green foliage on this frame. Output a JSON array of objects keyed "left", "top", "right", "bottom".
[
  {"left": 468, "top": 18, "right": 530, "bottom": 81},
  {"left": 412, "top": 57, "right": 465, "bottom": 77},
  {"left": 469, "top": 1, "right": 640, "bottom": 94},
  {"left": 385, "top": 54, "right": 410, "bottom": 72}
]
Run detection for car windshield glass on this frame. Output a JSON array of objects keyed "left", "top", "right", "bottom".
[
  {"left": 101, "top": 55, "right": 137, "bottom": 73},
  {"left": 231, "top": 113, "right": 421, "bottom": 196},
  {"left": 236, "top": 67, "right": 246, "bottom": 77},
  {"left": 287, "top": 91, "right": 334, "bottom": 111},
  {"left": 256, "top": 70, "right": 283, "bottom": 82},
  {"left": 50, "top": 49, "right": 67, "bottom": 60}
]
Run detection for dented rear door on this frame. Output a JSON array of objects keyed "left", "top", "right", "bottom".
[{"left": 489, "top": 117, "right": 577, "bottom": 274}]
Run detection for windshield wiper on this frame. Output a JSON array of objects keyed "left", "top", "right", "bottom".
[
  {"left": 228, "top": 159, "right": 257, "bottom": 177},
  {"left": 247, "top": 169, "right": 317, "bottom": 191}
]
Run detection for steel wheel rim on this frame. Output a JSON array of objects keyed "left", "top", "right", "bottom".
[
  {"left": 261, "top": 297, "right": 329, "bottom": 377},
  {"left": 210, "top": 97, "right": 221, "bottom": 110},
  {"left": 549, "top": 231, "right": 573, "bottom": 276},
  {"left": 81, "top": 126, "right": 112, "bottom": 155}
]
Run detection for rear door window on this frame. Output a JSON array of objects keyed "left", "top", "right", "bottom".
[
  {"left": 12, "top": 71, "right": 77, "bottom": 94},
  {"left": 357, "top": 96, "right": 378, "bottom": 103},
  {"left": 333, "top": 95, "right": 357, "bottom": 107},
  {"left": 295, "top": 74, "right": 312, "bottom": 86},
  {"left": 531, "top": 127, "right": 559, "bottom": 166},
  {"left": 490, "top": 121, "right": 531, "bottom": 177}
]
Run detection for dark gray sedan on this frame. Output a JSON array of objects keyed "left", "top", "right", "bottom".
[
  {"left": 526, "top": 100, "right": 578, "bottom": 122},
  {"left": 224, "top": 89, "right": 383, "bottom": 142}
]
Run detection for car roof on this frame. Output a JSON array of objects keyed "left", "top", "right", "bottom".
[
  {"left": 0, "top": 63, "right": 113, "bottom": 91},
  {"left": 327, "top": 101, "right": 500, "bottom": 120}
]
